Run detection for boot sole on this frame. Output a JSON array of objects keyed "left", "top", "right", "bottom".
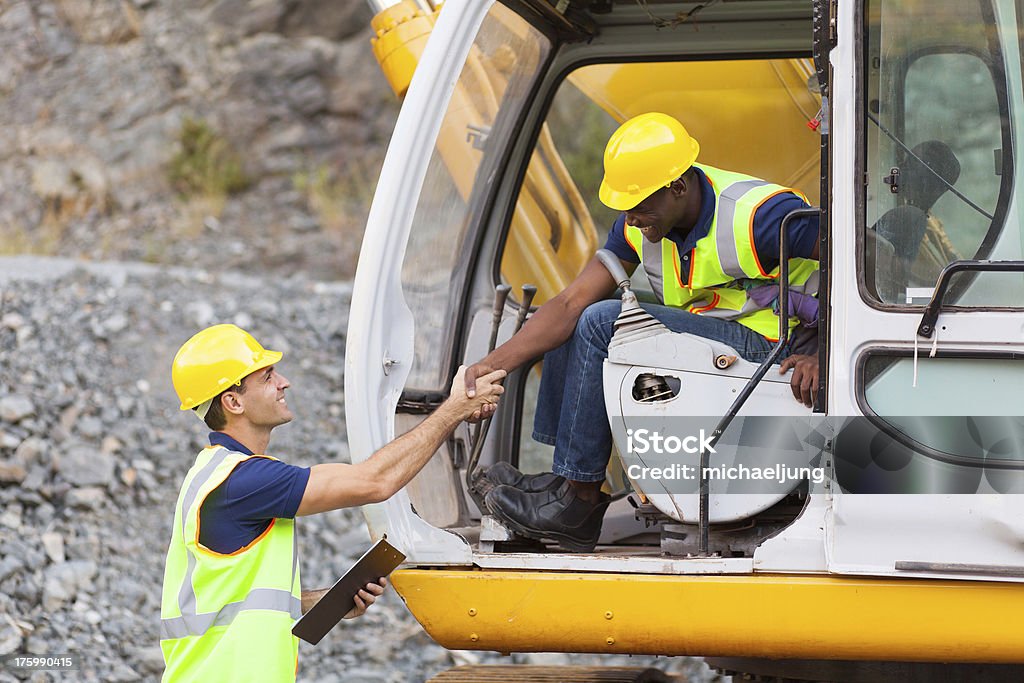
[{"left": 487, "top": 503, "right": 598, "bottom": 553}]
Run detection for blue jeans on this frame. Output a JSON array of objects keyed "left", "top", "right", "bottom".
[{"left": 532, "top": 300, "right": 790, "bottom": 482}]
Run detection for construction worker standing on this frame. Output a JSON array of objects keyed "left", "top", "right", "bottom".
[
  {"left": 465, "top": 112, "right": 821, "bottom": 553},
  {"left": 160, "top": 323, "right": 505, "bottom": 681}
]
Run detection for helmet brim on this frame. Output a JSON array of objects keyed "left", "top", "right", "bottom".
[{"left": 598, "top": 179, "right": 665, "bottom": 212}]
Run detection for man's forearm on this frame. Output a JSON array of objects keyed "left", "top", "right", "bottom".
[
  {"left": 484, "top": 299, "right": 579, "bottom": 372},
  {"left": 475, "top": 256, "right": 623, "bottom": 377},
  {"left": 367, "top": 399, "right": 465, "bottom": 497},
  {"left": 297, "top": 368, "right": 503, "bottom": 515}
]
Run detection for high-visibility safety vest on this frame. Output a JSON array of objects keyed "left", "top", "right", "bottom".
[
  {"left": 623, "top": 163, "right": 819, "bottom": 341},
  {"left": 160, "top": 446, "right": 301, "bottom": 682}
]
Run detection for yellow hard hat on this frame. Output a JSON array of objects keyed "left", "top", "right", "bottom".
[
  {"left": 598, "top": 112, "right": 701, "bottom": 211},
  {"left": 171, "top": 324, "right": 282, "bottom": 411}
]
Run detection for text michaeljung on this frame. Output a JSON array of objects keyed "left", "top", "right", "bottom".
[{"left": 627, "top": 462, "right": 826, "bottom": 485}]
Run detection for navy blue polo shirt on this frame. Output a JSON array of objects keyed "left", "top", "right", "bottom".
[
  {"left": 603, "top": 166, "right": 819, "bottom": 276},
  {"left": 197, "top": 432, "right": 311, "bottom": 554}
]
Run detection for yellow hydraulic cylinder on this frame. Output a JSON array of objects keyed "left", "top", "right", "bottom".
[{"left": 371, "top": 1, "right": 440, "bottom": 97}]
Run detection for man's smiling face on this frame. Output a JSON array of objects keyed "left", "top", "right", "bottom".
[
  {"left": 623, "top": 179, "right": 690, "bottom": 243},
  {"left": 237, "top": 365, "right": 293, "bottom": 428}
]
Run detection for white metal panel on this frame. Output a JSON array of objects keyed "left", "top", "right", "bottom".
[
  {"left": 605, "top": 331, "right": 815, "bottom": 523},
  {"left": 827, "top": 494, "right": 1024, "bottom": 583},
  {"left": 752, "top": 493, "right": 830, "bottom": 573}
]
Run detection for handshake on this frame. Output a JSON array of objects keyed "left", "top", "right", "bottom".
[{"left": 448, "top": 365, "right": 506, "bottom": 422}]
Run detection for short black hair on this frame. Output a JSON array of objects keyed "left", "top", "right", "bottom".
[{"left": 203, "top": 380, "right": 247, "bottom": 431}]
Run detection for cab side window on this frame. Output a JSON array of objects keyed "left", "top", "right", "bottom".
[{"left": 863, "top": 0, "right": 1017, "bottom": 306}]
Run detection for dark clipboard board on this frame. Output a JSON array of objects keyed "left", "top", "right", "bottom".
[{"left": 291, "top": 538, "right": 405, "bottom": 645}]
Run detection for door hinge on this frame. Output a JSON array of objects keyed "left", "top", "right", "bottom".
[{"left": 829, "top": 0, "right": 838, "bottom": 43}]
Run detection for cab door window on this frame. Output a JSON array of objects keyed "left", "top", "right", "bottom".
[{"left": 863, "top": 0, "right": 1018, "bottom": 306}]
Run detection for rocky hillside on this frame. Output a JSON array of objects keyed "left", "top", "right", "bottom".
[{"left": 0, "top": 0, "right": 399, "bottom": 280}]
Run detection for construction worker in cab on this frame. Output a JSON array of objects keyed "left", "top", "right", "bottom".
[
  {"left": 160, "top": 324, "right": 505, "bottom": 681},
  {"left": 465, "top": 113, "right": 820, "bottom": 553}
]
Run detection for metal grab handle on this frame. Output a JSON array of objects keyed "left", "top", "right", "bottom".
[
  {"left": 917, "top": 260, "right": 1024, "bottom": 338},
  {"left": 697, "top": 207, "right": 821, "bottom": 556}
]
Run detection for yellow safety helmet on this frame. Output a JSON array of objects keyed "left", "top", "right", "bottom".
[
  {"left": 171, "top": 324, "right": 283, "bottom": 411},
  {"left": 598, "top": 112, "right": 701, "bottom": 211}
]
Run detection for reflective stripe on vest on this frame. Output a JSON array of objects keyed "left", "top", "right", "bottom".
[
  {"left": 160, "top": 446, "right": 301, "bottom": 682},
  {"left": 624, "top": 163, "right": 818, "bottom": 340},
  {"left": 160, "top": 587, "right": 300, "bottom": 640}
]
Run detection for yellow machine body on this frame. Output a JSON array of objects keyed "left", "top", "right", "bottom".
[
  {"left": 569, "top": 59, "right": 822, "bottom": 205},
  {"left": 394, "top": 568, "right": 1024, "bottom": 663}
]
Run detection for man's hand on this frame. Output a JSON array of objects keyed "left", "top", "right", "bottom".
[
  {"left": 452, "top": 365, "right": 506, "bottom": 421},
  {"left": 343, "top": 577, "right": 388, "bottom": 620},
  {"left": 462, "top": 362, "right": 502, "bottom": 421},
  {"left": 779, "top": 354, "right": 819, "bottom": 408},
  {"left": 464, "top": 362, "right": 496, "bottom": 398}
]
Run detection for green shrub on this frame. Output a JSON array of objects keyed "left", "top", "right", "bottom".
[{"left": 168, "top": 118, "right": 251, "bottom": 197}]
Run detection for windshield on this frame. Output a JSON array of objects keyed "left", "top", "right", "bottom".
[
  {"left": 399, "top": 4, "right": 550, "bottom": 389},
  {"left": 862, "top": 0, "right": 1024, "bottom": 306}
]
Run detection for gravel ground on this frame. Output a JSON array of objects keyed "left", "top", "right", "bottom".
[{"left": 0, "top": 256, "right": 722, "bottom": 682}]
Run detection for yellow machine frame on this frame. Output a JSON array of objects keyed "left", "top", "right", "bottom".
[{"left": 395, "top": 569, "right": 1024, "bottom": 663}]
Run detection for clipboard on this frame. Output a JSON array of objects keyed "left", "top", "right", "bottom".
[{"left": 291, "top": 538, "right": 406, "bottom": 645}]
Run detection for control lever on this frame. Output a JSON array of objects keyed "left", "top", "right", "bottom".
[
  {"left": 466, "top": 284, "right": 511, "bottom": 510},
  {"left": 596, "top": 249, "right": 633, "bottom": 296},
  {"left": 595, "top": 249, "right": 669, "bottom": 348},
  {"left": 467, "top": 284, "right": 511, "bottom": 476},
  {"left": 486, "top": 285, "right": 512, "bottom": 352},
  {"left": 514, "top": 285, "right": 537, "bottom": 333}
]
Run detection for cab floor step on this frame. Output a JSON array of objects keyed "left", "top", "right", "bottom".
[{"left": 427, "top": 665, "right": 678, "bottom": 683}]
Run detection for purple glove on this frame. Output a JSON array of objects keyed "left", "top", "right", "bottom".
[{"left": 747, "top": 285, "right": 818, "bottom": 326}]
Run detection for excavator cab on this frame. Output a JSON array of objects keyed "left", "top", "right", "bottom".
[{"left": 348, "top": 0, "right": 1024, "bottom": 677}]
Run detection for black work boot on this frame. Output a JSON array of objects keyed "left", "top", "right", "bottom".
[
  {"left": 484, "top": 462, "right": 565, "bottom": 493},
  {"left": 484, "top": 480, "right": 610, "bottom": 553}
]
